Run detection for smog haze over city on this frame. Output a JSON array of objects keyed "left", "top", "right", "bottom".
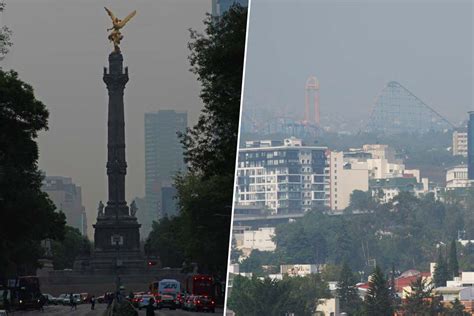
[
  {"left": 243, "top": 0, "right": 473, "bottom": 131},
  {"left": 1, "top": 0, "right": 210, "bottom": 236}
]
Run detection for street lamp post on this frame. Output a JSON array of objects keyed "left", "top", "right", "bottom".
[{"left": 112, "top": 231, "right": 122, "bottom": 297}]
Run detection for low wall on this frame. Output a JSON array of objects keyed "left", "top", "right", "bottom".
[{"left": 39, "top": 269, "right": 185, "bottom": 296}]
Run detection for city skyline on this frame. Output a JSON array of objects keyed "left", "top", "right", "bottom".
[
  {"left": 243, "top": 0, "right": 473, "bottom": 131},
  {"left": 1, "top": 0, "right": 210, "bottom": 237}
]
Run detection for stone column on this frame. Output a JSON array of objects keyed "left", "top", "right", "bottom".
[{"left": 103, "top": 51, "right": 129, "bottom": 217}]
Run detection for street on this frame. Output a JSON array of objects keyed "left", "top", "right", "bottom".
[{"left": 12, "top": 304, "right": 223, "bottom": 316}]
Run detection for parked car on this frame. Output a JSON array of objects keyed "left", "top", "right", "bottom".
[
  {"left": 57, "top": 294, "right": 68, "bottom": 305},
  {"left": 62, "top": 294, "right": 81, "bottom": 305},
  {"left": 42, "top": 293, "right": 56, "bottom": 305},
  {"left": 97, "top": 295, "right": 105, "bottom": 304},
  {"left": 131, "top": 294, "right": 142, "bottom": 308},
  {"left": 137, "top": 295, "right": 157, "bottom": 310},
  {"left": 73, "top": 294, "right": 82, "bottom": 304},
  {"left": 0, "top": 310, "right": 7, "bottom": 316},
  {"left": 156, "top": 293, "right": 177, "bottom": 310},
  {"left": 182, "top": 295, "right": 195, "bottom": 311},
  {"left": 190, "top": 295, "right": 215, "bottom": 313}
]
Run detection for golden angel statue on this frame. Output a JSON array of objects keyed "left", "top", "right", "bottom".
[{"left": 104, "top": 7, "right": 137, "bottom": 52}]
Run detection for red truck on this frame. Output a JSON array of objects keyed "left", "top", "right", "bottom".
[{"left": 185, "top": 274, "right": 214, "bottom": 297}]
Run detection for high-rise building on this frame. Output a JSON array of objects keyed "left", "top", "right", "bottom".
[
  {"left": 236, "top": 137, "right": 328, "bottom": 214},
  {"left": 42, "top": 176, "right": 87, "bottom": 235},
  {"left": 161, "top": 186, "right": 179, "bottom": 218},
  {"left": 212, "top": 0, "right": 248, "bottom": 16},
  {"left": 144, "top": 110, "right": 187, "bottom": 235},
  {"left": 453, "top": 130, "right": 468, "bottom": 157},
  {"left": 469, "top": 112, "right": 474, "bottom": 180},
  {"left": 326, "top": 151, "right": 369, "bottom": 212}
]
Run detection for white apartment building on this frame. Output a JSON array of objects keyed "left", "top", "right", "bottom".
[
  {"left": 327, "top": 151, "right": 369, "bottom": 212},
  {"left": 345, "top": 145, "right": 405, "bottom": 180},
  {"left": 446, "top": 272, "right": 474, "bottom": 287},
  {"left": 435, "top": 272, "right": 474, "bottom": 302},
  {"left": 362, "top": 144, "right": 398, "bottom": 161},
  {"left": 370, "top": 177, "right": 431, "bottom": 203},
  {"left": 280, "top": 264, "right": 324, "bottom": 276},
  {"left": 446, "top": 165, "right": 471, "bottom": 188},
  {"left": 453, "top": 130, "right": 468, "bottom": 157},
  {"left": 238, "top": 227, "right": 276, "bottom": 258},
  {"left": 236, "top": 137, "right": 328, "bottom": 214}
]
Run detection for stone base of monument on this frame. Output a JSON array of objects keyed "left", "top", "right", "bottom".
[
  {"left": 92, "top": 214, "right": 145, "bottom": 273},
  {"left": 88, "top": 250, "right": 147, "bottom": 273},
  {"left": 39, "top": 267, "right": 185, "bottom": 296}
]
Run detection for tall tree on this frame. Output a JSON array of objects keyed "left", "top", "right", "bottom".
[
  {"left": 446, "top": 298, "right": 468, "bottom": 316},
  {"left": 0, "top": 1, "right": 12, "bottom": 60},
  {"left": 448, "top": 240, "right": 459, "bottom": 279},
  {"left": 402, "top": 277, "right": 434, "bottom": 315},
  {"left": 364, "top": 266, "right": 393, "bottom": 316},
  {"left": 433, "top": 251, "right": 448, "bottom": 287},
  {"left": 148, "top": 4, "right": 247, "bottom": 279},
  {"left": 183, "top": 4, "right": 246, "bottom": 177},
  {"left": 144, "top": 217, "right": 185, "bottom": 268},
  {"left": 0, "top": 69, "right": 66, "bottom": 277},
  {"left": 51, "top": 226, "right": 91, "bottom": 270},
  {"left": 228, "top": 275, "right": 291, "bottom": 316},
  {"left": 228, "top": 274, "right": 330, "bottom": 316},
  {"left": 337, "top": 262, "right": 363, "bottom": 315}
]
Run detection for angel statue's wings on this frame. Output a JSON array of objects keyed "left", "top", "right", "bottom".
[
  {"left": 118, "top": 10, "right": 137, "bottom": 28},
  {"left": 104, "top": 7, "right": 116, "bottom": 21}
]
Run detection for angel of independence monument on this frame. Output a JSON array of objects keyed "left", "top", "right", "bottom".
[
  {"left": 37, "top": 8, "right": 184, "bottom": 294},
  {"left": 89, "top": 7, "right": 146, "bottom": 272}
]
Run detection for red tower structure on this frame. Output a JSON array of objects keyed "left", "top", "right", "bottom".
[{"left": 305, "top": 76, "right": 320, "bottom": 126}]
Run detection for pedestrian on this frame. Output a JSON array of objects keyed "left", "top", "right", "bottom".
[
  {"left": 69, "top": 293, "right": 74, "bottom": 310},
  {"left": 107, "top": 292, "right": 114, "bottom": 308},
  {"left": 146, "top": 297, "right": 155, "bottom": 316},
  {"left": 69, "top": 293, "right": 77, "bottom": 310},
  {"left": 2, "top": 289, "right": 10, "bottom": 312},
  {"left": 39, "top": 294, "right": 47, "bottom": 312},
  {"left": 90, "top": 295, "right": 96, "bottom": 310}
]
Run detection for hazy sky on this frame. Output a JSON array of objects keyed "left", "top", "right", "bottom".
[
  {"left": 1, "top": 0, "right": 210, "bottom": 237},
  {"left": 243, "top": 0, "right": 473, "bottom": 127}
]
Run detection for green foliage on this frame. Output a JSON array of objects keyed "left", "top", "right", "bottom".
[
  {"left": 0, "top": 70, "right": 66, "bottom": 277},
  {"left": 269, "top": 192, "right": 474, "bottom": 275},
  {"left": 0, "top": 1, "right": 12, "bottom": 59},
  {"left": 183, "top": 5, "right": 247, "bottom": 177},
  {"left": 364, "top": 266, "right": 393, "bottom": 316},
  {"left": 402, "top": 277, "right": 434, "bottom": 315},
  {"left": 228, "top": 274, "right": 330, "bottom": 316},
  {"left": 144, "top": 217, "right": 185, "bottom": 268},
  {"left": 337, "top": 262, "right": 363, "bottom": 315},
  {"left": 348, "top": 190, "right": 376, "bottom": 211},
  {"left": 51, "top": 226, "right": 91, "bottom": 270},
  {"left": 175, "top": 173, "right": 234, "bottom": 276},
  {"left": 320, "top": 264, "right": 343, "bottom": 282},
  {"left": 448, "top": 240, "right": 459, "bottom": 279},
  {"left": 145, "top": 6, "right": 246, "bottom": 280},
  {"left": 446, "top": 298, "right": 468, "bottom": 316},
  {"left": 239, "top": 250, "right": 279, "bottom": 275},
  {"left": 433, "top": 251, "right": 448, "bottom": 287}
]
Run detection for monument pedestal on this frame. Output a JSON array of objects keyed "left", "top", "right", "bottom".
[{"left": 92, "top": 215, "right": 144, "bottom": 272}]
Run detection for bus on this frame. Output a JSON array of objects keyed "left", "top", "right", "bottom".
[
  {"left": 17, "top": 276, "right": 42, "bottom": 309},
  {"left": 150, "top": 279, "right": 181, "bottom": 309}
]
